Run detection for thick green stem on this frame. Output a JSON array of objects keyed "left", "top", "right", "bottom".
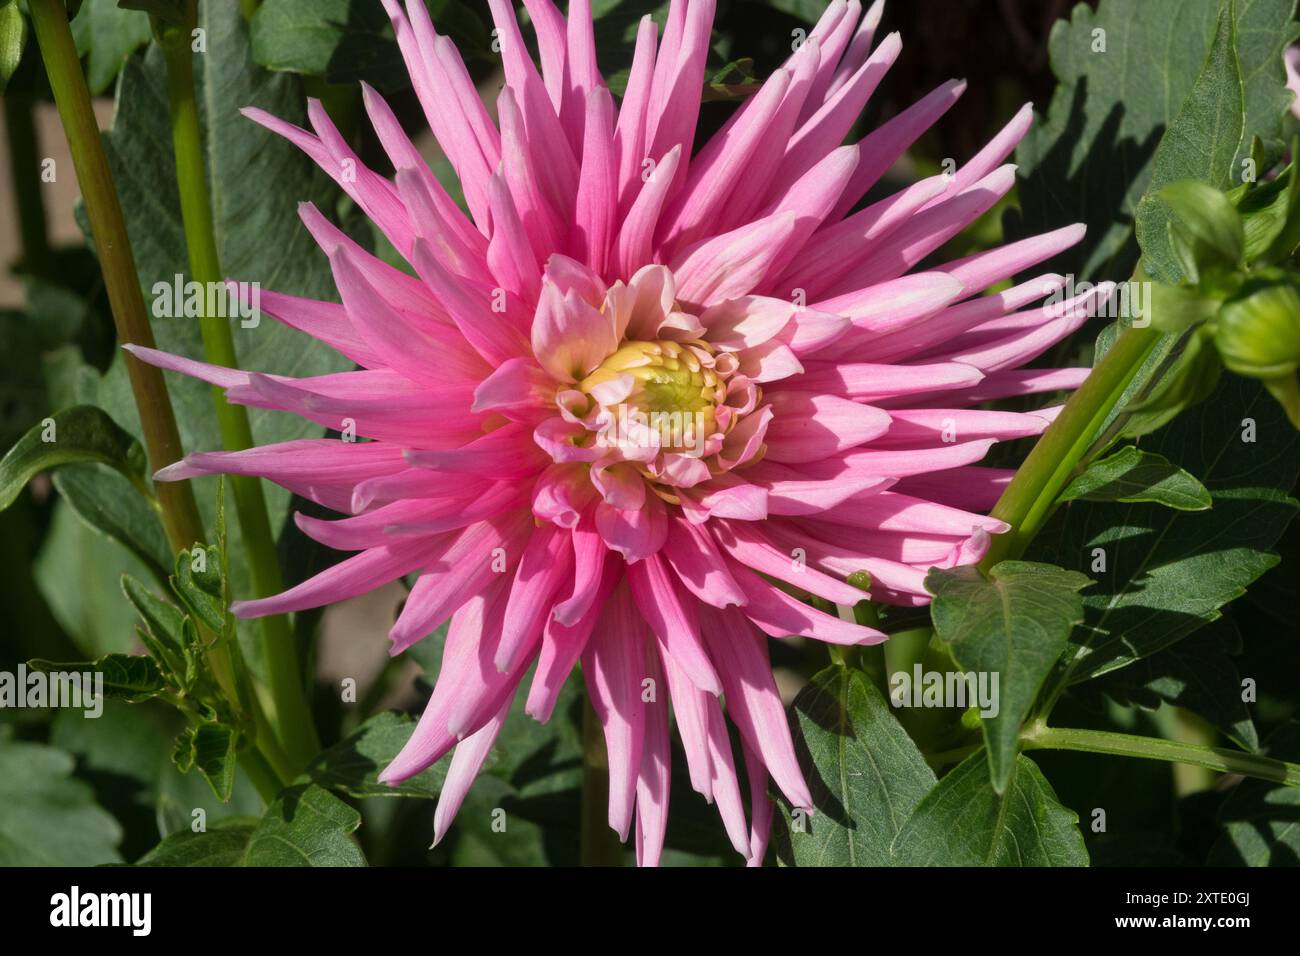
[
  {"left": 981, "top": 326, "right": 1162, "bottom": 568},
  {"left": 158, "top": 5, "right": 319, "bottom": 770},
  {"left": 3, "top": 91, "right": 51, "bottom": 278},
  {"left": 237, "top": 748, "right": 283, "bottom": 805},
  {"left": 1021, "top": 722, "right": 1300, "bottom": 788},
  {"left": 580, "top": 695, "right": 624, "bottom": 866},
  {"left": 28, "top": 0, "right": 207, "bottom": 559}
]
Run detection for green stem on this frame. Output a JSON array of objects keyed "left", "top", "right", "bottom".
[
  {"left": 981, "top": 326, "right": 1162, "bottom": 568},
  {"left": 28, "top": 0, "right": 207, "bottom": 559},
  {"left": 3, "top": 90, "right": 51, "bottom": 278},
  {"left": 580, "top": 695, "right": 624, "bottom": 866},
  {"left": 158, "top": 4, "right": 319, "bottom": 770},
  {"left": 237, "top": 748, "right": 283, "bottom": 805},
  {"left": 1021, "top": 722, "right": 1300, "bottom": 788},
  {"left": 30, "top": 0, "right": 295, "bottom": 792}
]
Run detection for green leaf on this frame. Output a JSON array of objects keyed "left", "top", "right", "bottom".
[
  {"left": 35, "top": 500, "right": 157, "bottom": 657},
  {"left": 1207, "top": 722, "right": 1300, "bottom": 865},
  {"left": 890, "top": 753, "right": 1088, "bottom": 866},
  {"left": 27, "top": 653, "right": 165, "bottom": 703},
  {"left": 1035, "top": 374, "right": 1300, "bottom": 685},
  {"left": 135, "top": 818, "right": 258, "bottom": 866},
  {"left": 54, "top": 466, "right": 171, "bottom": 580},
  {"left": 1061, "top": 445, "right": 1213, "bottom": 510},
  {"left": 172, "top": 721, "right": 239, "bottom": 802},
  {"left": 0, "top": 405, "right": 146, "bottom": 513},
  {"left": 122, "top": 574, "right": 186, "bottom": 651},
  {"left": 243, "top": 784, "right": 366, "bottom": 866},
  {"left": 117, "top": 0, "right": 187, "bottom": 25},
  {"left": 170, "top": 543, "right": 226, "bottom": 636},
  {"left": 70, "top": 0, "right": 152, "bottom": 95},
  {"left": 138, "top": 783, "right": 367, "bottom": 866},
  {"left": 1135, "top": 5, "right": 1253, "bottom": 283},
  {"left": 927, "top": 561, "right": 1092, "bottom": 792},
  {"left": 0, "top": 0, "right": 25, "bottom": 94},
  {"left": 1098, "top": 621, "right": 1258, "bottom": 751},
  {"left": 308, "top": 711, "right": 447, "bottom": 799},
  {"left": 250, "top": 0, "right": 491, "bottom": 91},
  {"left": 1013, "top": 0, "right": 1299, "bottom": 281},
  {"left": 773, "top": 666, "right": 936, "bottom": 867},
  {"left": 51, "top": 699, "right": 263, "bottom": 858},
  {"left": 0, "top": 733, "right": 122, "bottom": 865}
]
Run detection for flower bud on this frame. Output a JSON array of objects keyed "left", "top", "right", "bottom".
[
  {"left": 1213, "top": 278, "right": 1300, "bottom": 428},
  {"left": 1213, "top": 279, "right": 1300, "bottom": 380}
]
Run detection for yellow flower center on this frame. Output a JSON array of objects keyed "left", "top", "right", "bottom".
[{"left": 580, "top": 340, "right": 727, "bottom": 451}]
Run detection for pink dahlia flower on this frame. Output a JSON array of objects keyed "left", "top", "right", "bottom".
[{"left": 130, "top": 0, "right": 1097, "bottom": 865}]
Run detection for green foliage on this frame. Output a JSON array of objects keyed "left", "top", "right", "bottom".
[
  {"left": 1036, "top": 373, "right": 1300, "bottom": 686},
  {"left": 0, "top": 405, "right": 147, "bottom": 512},
  {"left": 27, "top": 652, "right": 164, "bottom": 702},
  {"left": 1014, "top": 0, "right": 1299, "bottom": 281},
  {"left": 70, "top": 0, "right": 151, "bottom": 94},
  {"left": 1208, "top": 723, "right": 1300, "bottom": 864},
  {"left": 775, "top": 667, "right": 935, "bottom": 866},
  {"left": 0, "top": 0, "right": 25, "bottom": 93},
  {"left": 890, "top": 753, "right": 1089, "bottom": 866},
  {"left": 250, "top": 0, "right": 492, "bottom": 93},
  {"left": 243, "top": 785, "right": 366, "bottom": 866},
  {"left": 0, "top": 732, "right": 122, "bottom": 865},
  {"left": 928, "top": 562, "right": 1092, "bottom": 792},
  {"left": 308, "top": 711, "right": 447, "bottom": 799},
  {"left": 137, "top": 785, "right": 365, "bottom": 866},
  {"left": 1061, "top": 445, "right": 1212, "bottom": 511}
]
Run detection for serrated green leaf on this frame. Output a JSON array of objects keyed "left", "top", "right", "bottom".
[
  {"left": 70, "top": 0, "right": 151, "bottom": 95},
  {"left": 121, "top": 574, "right": 186, "bottom": 650},
  {"left": 774, "top": 666, "right": 936, "bottom": 867},
  {"left": 308, "top": 711, "right": 447, "bottom": 798},
  {"left": 138, "top": 784, "right": 366, "bottom": 866},
  {"left": 170, "top": 544, "right": 225, "bottom": 636},
  {"left": 1014, "top": 0, "right": 1298, "bottom": 281},
  {"left": 135, "top": 818, "right": 258, "bottom": 866},
  {"left": 0, "top": 405, "right": 146, "bottom": 512},
  {"left": 0, "top": 733, "right": 123, "bottom": 865},
  {"left": 1061, "top": 445, "right": 1212, "bottom": 510},
  {"left": 890, "top": 753, "right": 1088, "bottom": 866},
  {"left": 173, "top": 720, "right": 239, "bottom": 802},
  {"left": 927, "top": 561, "right": 1092, "bottom": 792},
  {"left": 243, "top": 784, "right": 366, "bottom": 866},
  {"left": 27, "top": 652, "right": 164, "bottom": 703}
]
